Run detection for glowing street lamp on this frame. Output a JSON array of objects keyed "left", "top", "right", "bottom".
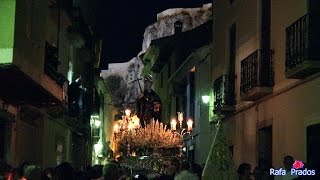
[
  {"left": 94, "top": 120, "right": 101, "bottom": 127},
  {"left": 94, "top": 143, "right": 103, "bottom": 155},
  {"left": 201, "top": 95, "right": 210, "bottom": 104}
]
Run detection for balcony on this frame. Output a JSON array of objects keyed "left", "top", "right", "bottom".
[
  {"left": 240, "top": 49, "right": 274, "bottom": 101},
  {"left": 285, "top": 14, "right": 320, "bottom": 78},
  {"left": 0, "top": 65, "right": 64, "bottom": 105},
  {"left": 213, "top": 74, "right": 235, "bottom": 113},
  {"left": 44, "top": 42, "right": 66, "bottom": 88}
]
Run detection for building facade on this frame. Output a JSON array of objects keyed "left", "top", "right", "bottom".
[
  {"left": 203, "top": 0, "right": 320, "bottom": 177},
  {"left": 0, "top": 0, "right": 98, "bottom": 169},
  {"left": 91, "top": 74, "right": 116, "bottom": 165}
]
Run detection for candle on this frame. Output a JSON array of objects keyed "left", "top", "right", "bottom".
[
  {"left": 177, "top": 112, "right": 183, "bottom": 129},
  {"left": 187, "top": 119, "right": 193, "bottom": 132},
  {"left": 114, "top": 123, "right": 120, "bottom": 133},
  {"left": 125, "top": 109, "right": 131, "bottom": 117},
  {"left": 131, "top": 115, "right": 140, "bottom": 129},
  {"left": 177, "top": 112, "right": 183, "bottom": 122},
  {"left": 170, "top": 118, "right": 177, "bottom": 131},
  {"left": 128, "top": 122, "right": 133, "bottom": 131}
]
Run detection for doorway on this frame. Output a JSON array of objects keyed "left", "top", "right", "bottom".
[{"left": 257, "top": 126, "right": 272, "bottom": 167}]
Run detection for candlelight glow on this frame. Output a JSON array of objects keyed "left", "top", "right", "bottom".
[
  {"left": 177, "top": 112, "right": 183, "bottom": 122},
  {"left": 125, "top": 109, "right": 131, "bottom": 117},
  {"left": 187, "top": 119, "right": 193, "bottom": 131},
  {"left": 113, "top": 123, "right": 120, "bottom": 133},
  {"left": 131, "top": 115, "right": 140, "bottom": 129},
  {"left": 128, "top": 122, "right": 134, "bottom": 130},
  {"left": 170, "top": 118, "right": 177, "bottom": 130}
]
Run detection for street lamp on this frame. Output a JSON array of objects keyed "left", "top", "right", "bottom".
[
  {"left": 201, "top": 95, "right": 210, "bottom": 104},
  {"left": 90, "top": 115, "right": 101, "bottom": 128}
]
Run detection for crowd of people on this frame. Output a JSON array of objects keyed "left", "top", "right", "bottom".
[
  {"left": 1, "top": 155, "right": 317, "bottom": 180},
  {"left": 237, "top": 155, "right": 318, "bottom": 180},
  {"left": 0, "top": 161, "right": 97, "bottom": 180},
  {"left": 0, "top": 158, "right": 202, "bottom": 180}
]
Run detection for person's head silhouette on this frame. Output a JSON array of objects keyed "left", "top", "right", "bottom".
[
  {"left": 283, "top": 155, "right": 294, "bottom": 171},
  {"left": 143, "top": 74, "right": 153, "bottom": 92}
]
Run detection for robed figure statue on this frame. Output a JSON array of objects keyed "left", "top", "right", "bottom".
[{"left": 136, "top": 74, "right": 162, "bottom": 127}]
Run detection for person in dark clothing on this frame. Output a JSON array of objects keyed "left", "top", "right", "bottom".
[
  {"left": 52, "top": 162, "right": 74, "bottom": 180},
  {"left": 238, "top": 163, "right": 252, "bottom": 180},
  {"left": 68, "top": 77, "right": 82, "bottom": 116},
  {"left": 253, "top": 159, "right": 273, "bottom": 180},
  {"left": 68, "top": 77, "right": 87, "bottom": 117},
  {"left": 136, "top": 74, "right": 162, "bottom": 127}
]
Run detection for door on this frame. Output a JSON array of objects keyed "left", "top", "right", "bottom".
[{"left": 257, "top": 126, "right": 272, "bottom": 168}]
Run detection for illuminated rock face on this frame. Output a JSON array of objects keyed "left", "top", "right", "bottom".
[
  {"left": 101, "top": 4, "right": 212, "bottom": 107},
  {"left": 101, "top": 57, "right": 144, "bottom": 106},
  {"left": 142, "top": 3, "right": 212, "bottom": 52}
]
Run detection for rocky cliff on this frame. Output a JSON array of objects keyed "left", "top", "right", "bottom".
[{"left": 142, "top": 3, "right": 212, "bottom": 52}]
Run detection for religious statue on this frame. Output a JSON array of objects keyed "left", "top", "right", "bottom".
[{"left": 136, "top": 74, "right": 162, "bottom": 127}]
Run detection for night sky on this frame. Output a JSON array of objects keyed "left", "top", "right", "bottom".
[{"left": 96, "top": 0, "right": 212, "bottom": 68}]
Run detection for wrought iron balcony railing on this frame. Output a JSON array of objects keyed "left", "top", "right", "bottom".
[
  {"left": 240, "top": 49, "right": 274, "bottom": 97},
  {"left": 286, "top": 14, "right": 309, "bottom": 71},
  {"left": 214, "top": 74, "right": 235, "bottom": 112},
  {"left": 44, "top": 42, "right": 66, "bottom": 87},
  {"left": 285, "top": 14, "right": 320, "bottom": 78}
]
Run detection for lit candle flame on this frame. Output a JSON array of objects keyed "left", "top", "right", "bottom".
[
  {"left": 131, "top": 115, "right": 140, "bottom": 129},
  {"left": 170, "top": 118, "right": 177, "bottom": 131},
  {"left": 113, "top": 123, "right": 120, "bottom": 133},
  {"left": 128, "top": 122, "right": 134, "bottom": 131},
  {"left": 187, "top": 119, "right": 193, "bottom": 132},
  {"left": 177, "top": 112, "right": 183, "bottom": 122},
  {"left": 125, "top": 109, "right": 131, "bottom": 117}
]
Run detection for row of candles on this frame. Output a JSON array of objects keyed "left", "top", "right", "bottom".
[
  {"left": 113, "top": 109, "right": 140, "bottom": 134},
  {"left": 170, "top": 112, "right": 193, "bottom": 132},
  {"left": 113, "top": 109, "right": 193, "bottom": 134}
]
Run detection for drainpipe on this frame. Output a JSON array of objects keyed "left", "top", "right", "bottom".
[{"left": 57, "top": 0, "right": 61, "bottom": 61}]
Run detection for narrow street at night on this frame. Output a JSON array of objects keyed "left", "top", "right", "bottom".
[{"left": 1, "top": 0, "right": 320, "bottom": 180}]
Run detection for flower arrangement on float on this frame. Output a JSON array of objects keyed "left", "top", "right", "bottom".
[{"left": 112, "top": 109, "right": 193, "bottom": 156}]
